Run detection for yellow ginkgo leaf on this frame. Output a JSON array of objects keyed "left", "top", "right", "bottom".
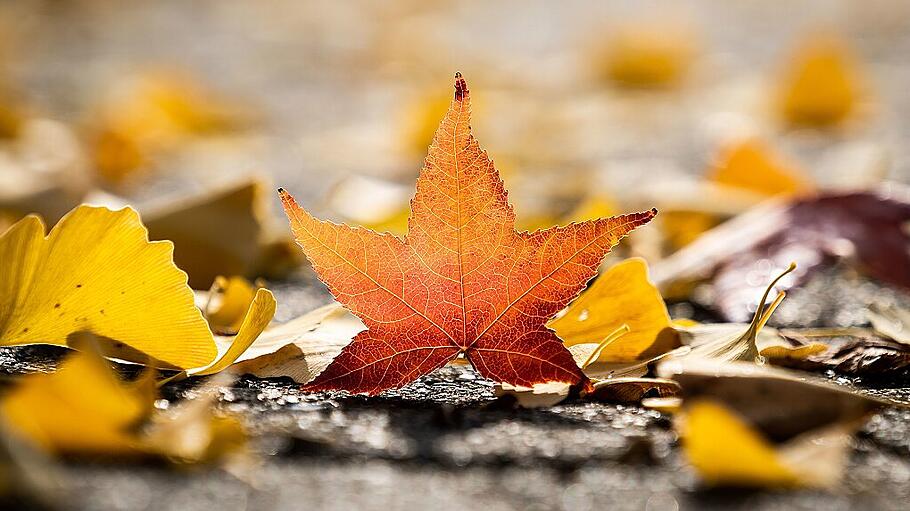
[
  {"left": 777, "top": 34, "right": 864, "bottom": 127},
  {"left": 1, "top": 349, "right": 155, "bottom": 456},
  {"left": 550, "top": 257, "right": 678, "bottom": 363},
  {"left": 709, "top": 139, "right": 813, "bottom": 197},
  {"left": 204, "top": 276, "right": 261, "bottom": 335},
  {"left": 681, "top": 399, "right": 802, "bottom": 488},
  {"left": 0, "top": 206, "right": 216, "bottom": 369}
]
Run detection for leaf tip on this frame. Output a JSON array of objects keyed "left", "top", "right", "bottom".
[{"left": 454, "top": 72, "right": 468, "bottom": 101}]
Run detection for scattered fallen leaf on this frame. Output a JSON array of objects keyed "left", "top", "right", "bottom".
[
  {"left": 589, "top": 377, "right": 680, "bottom": 403},
  {"left": 652, "top": 188, "right": 910, "bottom": 321},
  {"left": 280, "top": 73, "right": 655, "bottom": 394},
  {"left": 776, "top": 330, "right": 910, "bottom": 376},
  {"left": 708, "top": 139, "right": 813, "bottom": 197},
  {"left": 777, "top": 34, "right": 864, "bottom": 128},
  {"left": 594, "top": 23, "right": 696, "bottom": 89},
  {"left": 676, "top": 263, "right": 803, "bottom": 362},
  {"left": 0, "top": 204, "right": 276, "bottom": 373},
  {"left": 550, "top": 257, "right": 678, "bottom": 363},
  {"left": 659, "top": 357, "right": 882, "bottom": 488},
  {"left": 90, "top": 70, "right": 253, "bottom": 183}
]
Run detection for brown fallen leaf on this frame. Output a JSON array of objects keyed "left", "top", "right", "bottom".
[
  {"left": 145, "top": 180, "right": 301, "bottom": 288},
  {"left": 652, "top": 188, "right": 910, "bottom": 321},
  {"left": 775, "top": 330, "right": 910, "bottom": 377}
]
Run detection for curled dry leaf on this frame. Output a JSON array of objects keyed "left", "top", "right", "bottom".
[
  {"left": 550, "top": 257, "right": 679, "bottom": 363},
  {"left": 0, "top": 348, "right": 247, "bottom": 464},
  {"left": 0, "top": 204, "right": 276, "bottom": 373},
  {"left": 658, "top": 357, "right": 883, "bottom": 488},
  {"left": 230, "top": 302, "right": 364, "bottom": 384},
  {"left": 204, "top": 276, "right": 263, "bottom": 335},
  {"left": 280, "top": 73, "right": 655, "bottom": 395},
  {"left": 867, "top": 303, "right": 910, "bottom": 346},
  {"left": 775, "top": 330, "right": 910, "bottom": 376},
  {"left": 674, "top": 263, "right": 827, "bottom": 362},
  {"left": 652, "top": 188, "right": 910, "bottom": 322}
]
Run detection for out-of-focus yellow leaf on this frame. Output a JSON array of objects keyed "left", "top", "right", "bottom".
[
  {"left": 709, "top": 139, "right": 813, "bottom": 197},
  {"left": 144, "top": 374, "right": 247, "bottom": 465},
  {"left": 89, "top": 70, "right": 253, "bottom": 183},
  {"left": 681, "top": 399, "right": 801, "bottom": 488},
  {"left": 0, "top": 206, "right": 216, "bottom": 369},
  {"left": 777, "top": 35, "right": 863, "bottom": 127},
  {"left": 659, "top": 210, "right": 718, "bottom": 250},
  {"left": 663, "top": 358, "right": 876, "bottom": 489},
  {"left": 1, "top": 349, "right": 248, "bottom": 464},
  {"left": 565, "top": 195, "right": 617, "bottom": 223},
  {"left": 1, "top": 350, "right": 154, "bottom": 456},
  {"left": 401, "top": 92, "right": 451, "bottom": 158},
  {"left": 204, "top": 276, "right": 261, "bottom": 335},
  {"left": 550, "top": 258, "right": 678, "bottom": 363},
  {"left": 595, "top": 23, "right": 696, "bottom": 89},
  {"left": 145, "top": 180, "right": 298, "bottom": 288}
]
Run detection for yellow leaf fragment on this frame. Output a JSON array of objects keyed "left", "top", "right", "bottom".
[
  {"left": 0, "top": 206, "right": 216, "bottom": 369},
  {"left": 663, "top": 358, "right": 880, "bottom": 489},
  {"left": 681, "top": 399, "right": 801, "bottom": 488},
  {"left": 195, "top": 288, "right": 276, "bottom": 377},
  {"left": 709, "top": 139, "right": 813, "bottom": 197},
  {"left": 204, "top": 276, "right": 261, "bottom": 335},
  {"left": 551, "top": 258, "right": 678, "bottom": 363},
  {"left": 777, "top": 35, "right": 864, "bottom": 127}
]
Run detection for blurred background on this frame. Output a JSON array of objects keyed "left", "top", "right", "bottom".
[
  {"left": 5, "top": 0, "right": 910, "bottom": 319},
  {"left": 3, "top": 1, "right": 910, "bottom": 509}
]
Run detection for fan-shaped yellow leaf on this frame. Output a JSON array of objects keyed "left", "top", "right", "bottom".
[
  {"left": 594, "top": 22, "right": 696, "bottom": 89},
  {"left": 0, "top": 206, "right": 216, "bottom": 369},
  {"left": 550, "top": 258, "right": 677, "bottom": 363},
  {"left": 204, "top": 276, "right": 261, "bottom": 335}
]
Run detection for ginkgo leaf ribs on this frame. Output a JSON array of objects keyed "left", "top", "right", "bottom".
[{"left": 280, "top": 73, "right": 656, "bottom": 394}]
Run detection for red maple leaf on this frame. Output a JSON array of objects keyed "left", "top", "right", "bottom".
[{"left": 280, "top": 73, "right": 656, "bottom": 395}]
